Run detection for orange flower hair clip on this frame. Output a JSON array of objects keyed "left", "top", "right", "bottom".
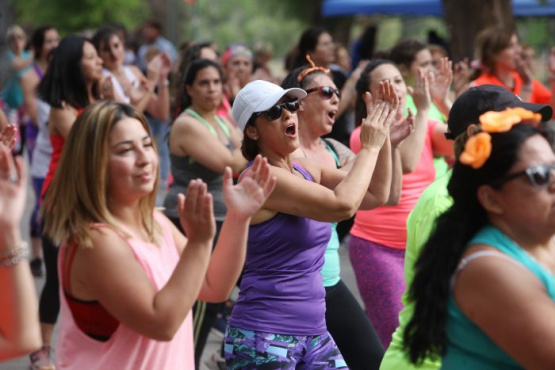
[
  {"left": 459, "top": 132, "right": 492, "bottom": 169},
  {"left": 459, "top": 108, "right": 542, "bottom": 169},
  {"left": 297, "top": 54, "right": 330, "bottom": 82}
]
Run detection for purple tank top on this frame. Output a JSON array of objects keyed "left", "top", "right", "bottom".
[{"left": 229, "top": 163, "right": 332, "bottom": 335}]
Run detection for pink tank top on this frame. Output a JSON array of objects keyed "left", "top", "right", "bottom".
[{"left": 56, "top": 212, "right": 194, "bottom": 370}]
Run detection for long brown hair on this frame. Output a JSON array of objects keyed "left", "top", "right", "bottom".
[{"left": 42, "top": 101, "right": 160, "bottom": 247}]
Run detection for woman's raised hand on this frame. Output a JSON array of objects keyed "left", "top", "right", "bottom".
[
  {"left": 359, "top": 80, "right": 399, "bottom": 150},
  {"left": 100, "top": 76, "right": 117, "bottom": 101},
  {"left": 0, "top": 125, "right": 17, "bottom": 150},
  {"left": 453, "top": 58, "right": 472, "bottom": 96},
  {"left": 408, "top": 67, "right": 431, "bottom": 111},
  {"left": 390, "top": 108, "right": 414, "bottom": 147},
  {"left": 0, "top": 143, "right": 26, "bottom": 232},
  {"left": 223, "top": 155, "right": 276, "bottom": 220},
  {"left": 428, "top": 57, "right": 453, "bottom": 104},
  {"left": 177, "top": 179, "right": 216, "bottom": 246},
  {"left": 158, "top": 52, "right": 172, "bottom": 82}
]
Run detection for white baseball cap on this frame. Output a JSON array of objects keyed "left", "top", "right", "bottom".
[{"left": 232, "top": 80, "right": 307, "bottom": 131}]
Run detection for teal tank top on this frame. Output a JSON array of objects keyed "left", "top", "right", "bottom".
[
  {"left": 321, "top": 139, "right": 342, "bottom": 287},
  {"left": 443, "top": 225, "right": 555, "bottom": 369}
]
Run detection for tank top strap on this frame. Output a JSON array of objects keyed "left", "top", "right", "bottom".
[
  {"left": 322, "top": 138, "right": 341, "bottom": 169},
  {"left": 214, "top": 116, "right": 231, "bottom": 139},
  {"left": 33, "top": 63, "right": 44, "bottom": 79},
  {"left": 292, "top": 162, "right": 315, "bottom": 182},
  {"left": 241, "top": 161, "right": 315, "bottom": 183},
  {"left": 123, "top": 66, "right": 139, "bottom": 88},
  {"left": 450, "top": 250, "right": 526, "bottom": 290},
  {"left": 62, "top": 243, "right": 79, "bottom": 294},
  {"left": 186, "top": 108, "right": 231, "bottom": 139}
]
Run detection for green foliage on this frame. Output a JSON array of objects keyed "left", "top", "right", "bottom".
[
  {"left": 181, "top": 0, "right": 306, "bottom": 57},
  {"left": 11, "top": 0, "right": 147, "bottom": 34}
]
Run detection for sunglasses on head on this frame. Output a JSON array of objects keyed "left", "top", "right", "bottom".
[
  {"left": 305, "top": 86, "right": 341, "bottom": 100},
  {"left": 491, "top": 163, "right": 555, "bottom": 189},
  {"left": 251, "top": 100, "right": 300, "bottom": 122}
]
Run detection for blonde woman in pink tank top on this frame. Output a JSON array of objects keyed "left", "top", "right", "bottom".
[{"left": 41, "top": 101, "right": 275, "bottom": 370}]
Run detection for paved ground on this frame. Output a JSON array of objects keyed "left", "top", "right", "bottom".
[{"left": 0, "top": 167, "right": 363, "bottom": 369}]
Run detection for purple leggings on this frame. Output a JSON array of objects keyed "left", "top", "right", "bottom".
[{"left": 349, "top": 235, "right": 405, "bottom": 349}]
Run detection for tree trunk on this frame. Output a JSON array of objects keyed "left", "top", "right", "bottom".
[{"left": 443, "top": 0, "right": 514, "bottom": 62}]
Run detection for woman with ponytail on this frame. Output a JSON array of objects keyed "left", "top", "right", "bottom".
[{"left": 405, "top": 109, "right": 555, "bottom": 368}]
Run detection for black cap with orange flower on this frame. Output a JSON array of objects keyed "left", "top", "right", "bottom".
[{"left": 445, "top": 85, "right": 553, "bottom": 140}]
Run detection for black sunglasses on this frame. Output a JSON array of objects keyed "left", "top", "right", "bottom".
[
  {"left": 251, "top": 100, "right": 300, "bottom": 122},
  {"left": 491, "top": 163, "right": 555, "bottom": 189},
  {"left": 305, "top": 86, "right": 341, "bottom": 100}
]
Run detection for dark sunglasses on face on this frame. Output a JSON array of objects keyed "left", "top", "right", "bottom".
[
  {"left": 491, "top": 163, "right": 555, "bottom": 189},
  {"left": 305, "top": 86, "right": 341, "bottom": 100},
  {"left": 252, "top": 100, "right": 300, "bottom": 122}
]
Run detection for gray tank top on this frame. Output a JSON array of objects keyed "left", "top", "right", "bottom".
[{"left": 163, "top": 109, "right": 234, "bottom": 221}]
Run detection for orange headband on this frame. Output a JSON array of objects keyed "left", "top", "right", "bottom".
[{"left": 297, "top": 54, "right": 330, "bottom": 82}]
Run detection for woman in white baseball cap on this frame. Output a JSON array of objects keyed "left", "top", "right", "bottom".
[{"left": 224, "top": 78, "right": 399, "bottom": 368}]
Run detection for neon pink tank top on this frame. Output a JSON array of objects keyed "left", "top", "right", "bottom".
[{"left": 56, "top": 212, "right": 194, "bottom": 370}]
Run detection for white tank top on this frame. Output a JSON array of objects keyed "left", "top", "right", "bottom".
[
  {"left": 102, "top": 66, "right": 139, "bottom": 104},
  {"left": 30, "top": 98, "right": 52, "bottom": 178}
]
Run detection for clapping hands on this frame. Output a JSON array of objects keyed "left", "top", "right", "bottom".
[
  {"left": 407, "top": 68, "right": 431, "bottom": 112},
  {"left": 428, "top": 57, "right": 453, "bottom": 106},
  {"left": 390, "top": 108, "right": 415, "bottom": 147},
  {"left": 359, "top": 80, "right": 399, "bottom": 150},
  {"left": 178, "top": 180, "right": 216, "bottom": 246},
  {"left": 223, "top": 155, "right": 276, "bottom": 220}
]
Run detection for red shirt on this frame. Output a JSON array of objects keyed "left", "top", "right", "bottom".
[{"left": 475, "top": 71, "right": 551, "bottom": 104}]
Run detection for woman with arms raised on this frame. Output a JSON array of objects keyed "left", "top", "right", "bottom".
[
  {"left": 281, "top": 61, "right": 412, "bottom": 369},
  {"left": 92, "top": 26, "right": 171, "bottom": 119},
  {"left": 224, "top": 79, "right": 398, "bottom": 368},
  {"left": 348, "top": 59, "right": 453, "bottom": 349},
  {"left": 41, "top": 101, "right": 274, "bottom": 369}
]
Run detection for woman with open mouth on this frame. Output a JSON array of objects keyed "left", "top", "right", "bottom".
[
  {"left": 224, "top": 79, "right": 398, "bottom": 369},
  {"left": 280, "top": 60, "right": 412, "bottom": 369}
]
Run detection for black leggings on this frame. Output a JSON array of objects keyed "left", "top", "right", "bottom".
[
  {"left": 39, "top": 233, "right": 60, "bottom": 324},
  {"left": 326, "top": 280, "right": 384, "bottom": 370},
  {"left": 167, "top": 215, "right": 225, "bottom": 368}
]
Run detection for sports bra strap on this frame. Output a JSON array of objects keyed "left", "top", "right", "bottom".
[
  {"left": 186, "top": 108, "right": 231, "bottom": 139},
  {"left": 63, "top": 244, "right": 80, "bottom": 295},
  {"left": 450, "top": 250, "right": 526, "bottom": 290}
]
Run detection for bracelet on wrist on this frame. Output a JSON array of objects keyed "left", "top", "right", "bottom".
[{"left": 0, "top": 241, "right": 29, "bottom": 267}]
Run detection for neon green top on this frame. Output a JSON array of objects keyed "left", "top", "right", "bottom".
[{"left": 380, "top": 171, "right": 452, "bottom": 370}]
